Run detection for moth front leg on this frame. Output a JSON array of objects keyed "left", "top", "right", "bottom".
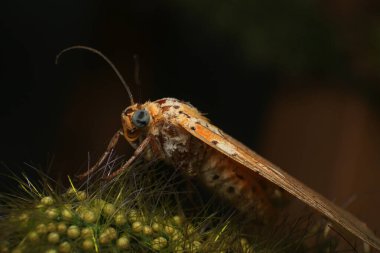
[
  {"left": 103, "top": 135, "right": 162, "bottom": 180},
  {"left": 77, "top": 129, "right": 123, "bottom": 180}
]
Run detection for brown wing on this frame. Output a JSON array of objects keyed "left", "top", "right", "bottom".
[{"left": 177, "top": 114, "right": 380, "bottom": 250}]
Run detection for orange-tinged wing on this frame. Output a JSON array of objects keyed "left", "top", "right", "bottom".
[{"left": 177, "top": 114, "right": 380, "bottom": 250}]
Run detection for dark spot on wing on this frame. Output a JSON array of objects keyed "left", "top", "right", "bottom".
[
  {"left": 190, "top": 126, "right": 195, "bottom": 131},
  {"left": 156, "top": 98, "right": 167, "bottom": 105},
  {"left": 174, "top": 105, "right": 180, "bottom": 109},
  {"left": 181, "top": 112, "right": 191, "bottom": 118},
  {"left": 211, "top": 140, "right": 218, "bottom": 145}
]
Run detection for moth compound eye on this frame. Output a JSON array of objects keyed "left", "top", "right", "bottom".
[{"left": 132, "top": 109, "right": 150, "bottom": 128}]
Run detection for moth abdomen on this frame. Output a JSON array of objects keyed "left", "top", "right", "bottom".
[{"left": 197, "top": 146, "right": 277, "bottom": 219}]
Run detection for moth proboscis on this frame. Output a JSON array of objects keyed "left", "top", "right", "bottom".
[{"left": 56, "top": 45, "right": 380, "bottom": 250}]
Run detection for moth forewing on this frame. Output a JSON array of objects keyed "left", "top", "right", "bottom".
[{"left": 177, "top": 112, "right": 380, "bottom": 250}]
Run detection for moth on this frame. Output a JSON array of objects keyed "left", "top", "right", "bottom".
[{"left": 57, "top": 46, "right": 380, "bottom": 250}]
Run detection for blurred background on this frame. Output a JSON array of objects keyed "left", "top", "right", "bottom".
[{"left": 1, "top": 0, "right": 380, "bottom": 237}]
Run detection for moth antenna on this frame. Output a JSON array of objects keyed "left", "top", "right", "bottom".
[
  {"left": 56, "top": 45, "right": 135, "bottom": 105},
  {"left": 133, "top": 54, "right": 142, "bottom": 103}
]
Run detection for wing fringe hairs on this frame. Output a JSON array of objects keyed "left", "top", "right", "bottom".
[{"left": 0, "top": 158, "right": 344, "bottom": 253}]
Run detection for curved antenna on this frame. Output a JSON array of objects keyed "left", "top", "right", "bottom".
[{"left": 56, "top": 45, "right": 135, "bottom": 105}]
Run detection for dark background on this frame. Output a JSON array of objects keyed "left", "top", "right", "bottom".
[{"left": 1, "top": 0, "right": 380, "bottom": 238}]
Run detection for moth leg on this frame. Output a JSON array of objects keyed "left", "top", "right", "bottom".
[
  {"left": 102, "top": 135, "right": 153, "bottom": 180},
  {"left": 77, "top": 129, "right": 123, "bottom": 179},
  {"left": 145, "top": 135, "right": 165, "bottom": 160}
]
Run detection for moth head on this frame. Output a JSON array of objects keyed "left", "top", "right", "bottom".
[{"left": 121, "top": 104, "right": 153, "bottom": 143}]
